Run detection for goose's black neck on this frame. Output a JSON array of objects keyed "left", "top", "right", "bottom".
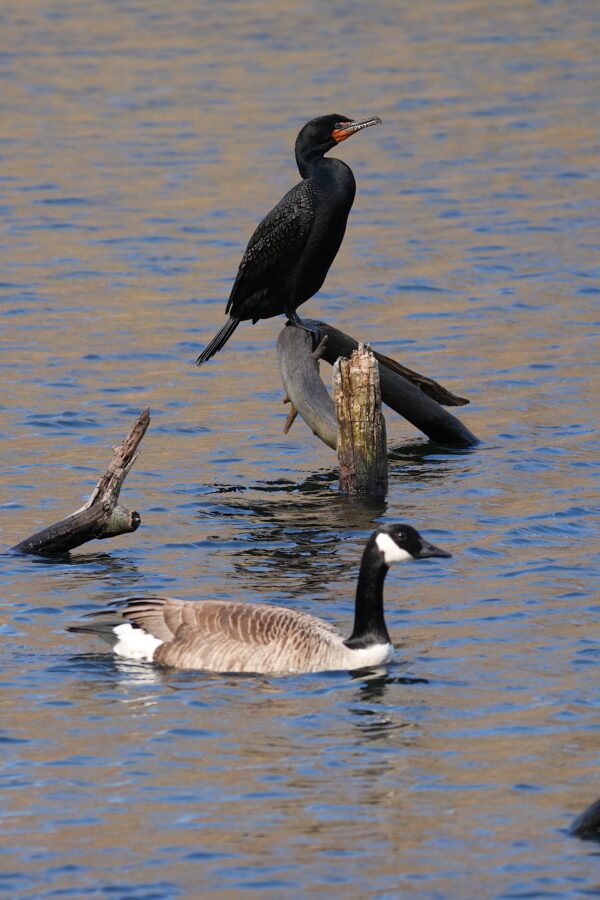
[{"left": 344, "top": 540, "right": 391, "bottom": 649}]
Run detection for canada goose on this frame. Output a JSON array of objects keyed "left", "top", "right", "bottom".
[{"left": 68, "top": 524, "right": 451, "bottom": 675}]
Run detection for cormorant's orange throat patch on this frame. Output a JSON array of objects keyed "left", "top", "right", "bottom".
[
  {"left": 332, "top": 124, "right": 353, "bottom": 143},
  {"left": 332, "top": 116, "right": 382, "bottom": 143}
]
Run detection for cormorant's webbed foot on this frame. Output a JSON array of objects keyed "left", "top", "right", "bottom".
[
  {"left": 285, "top": 312, "right": 321, "bottom": 350},
  {"left": 285, "top": 312, "right": 322, "bottom": 350},
  {"left": 285, "top": 310, "right": 304, "bottom": 328}
]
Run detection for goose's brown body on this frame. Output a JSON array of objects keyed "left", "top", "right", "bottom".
[{"left": 111, "top": 597, "right": 393, "bottom": 674}]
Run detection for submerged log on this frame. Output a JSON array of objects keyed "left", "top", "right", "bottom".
[
  {"left": 277, "top": 323, "right": 478, "bottom": 448},
  {"left": 11, "top": 408, "right": 150, "bottom": 556},
  {"left": 306, "top": 319, "right": 469, "bottom": 407},
  {"left": 334, "top": 345, "right": 388, "bottom": 498}
]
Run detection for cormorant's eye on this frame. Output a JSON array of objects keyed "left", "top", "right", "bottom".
[{"left": 396, "top": 532, "right": 406, "bottom": 542}]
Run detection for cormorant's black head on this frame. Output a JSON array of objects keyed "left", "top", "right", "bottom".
[
  {"left": 295, "top": 114, "right": 381, "bottom": 161},
  {"left": 372, "top": 523, "right": 452, "bottom": 565}
]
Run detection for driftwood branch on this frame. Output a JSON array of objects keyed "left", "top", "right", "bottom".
[
  {"left": 277, "top": 323, "right": 478, "bottom": 449},
  {"left": 282, "top": 395, "right": 299, "bottom": 434},
  {"left": 11, "top": 408, "right": 150, "bottom": 556},
  {"left": 334, "top": 345, "right": 388, "bottom": 497}
]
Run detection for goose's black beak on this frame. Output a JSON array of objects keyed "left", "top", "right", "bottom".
[{"left": 416, "top": 540, "right": 452, "bottom": 560}]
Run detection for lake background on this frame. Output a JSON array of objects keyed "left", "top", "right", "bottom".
[{"left": 1, "top": 0, "right": 599, "bottom": 896}]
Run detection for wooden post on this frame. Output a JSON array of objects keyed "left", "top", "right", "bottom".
[
  {"left": 333, "top": 344, "right": 388, "bottom": 498},
  {"left": 10, "top": 408, "right": 150, "bottom": 556}
]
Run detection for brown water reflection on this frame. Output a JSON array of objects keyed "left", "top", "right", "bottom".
[{"left": 1, "top": 0, "right": 599, "bottom": 896}]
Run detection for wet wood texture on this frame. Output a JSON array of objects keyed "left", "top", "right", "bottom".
[{"left": 333, "top": 345, "right": 388, "bottom": 498}]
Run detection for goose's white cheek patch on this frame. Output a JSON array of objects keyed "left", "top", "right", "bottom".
[{"left": 375, "top": 533, "right": 412, "bottom": 564}]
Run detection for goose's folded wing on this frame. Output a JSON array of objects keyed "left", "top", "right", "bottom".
[
  {"left": 114, "top": 597, "right": 182, "bottom": 642},
  {"left": 144, "top": 599, "right": 338, "bottom": 671}
]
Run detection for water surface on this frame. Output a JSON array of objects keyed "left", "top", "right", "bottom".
[{"left": 1, "top": 0, "right": 599, "bottom": 896}]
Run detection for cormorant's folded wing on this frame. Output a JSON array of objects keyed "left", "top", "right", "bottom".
[{"left": 226, "top": 180, "right": 315, "bottom": 318}]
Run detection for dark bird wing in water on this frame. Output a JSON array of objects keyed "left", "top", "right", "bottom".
[
  {"left": 570, "top": 796, "right": 600, "bottom": 840},
  {"left": 226, "top": 180, "right": 315, "bottom": 322}
]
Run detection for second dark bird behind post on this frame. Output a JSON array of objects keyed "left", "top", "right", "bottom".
[{"left": 196, "top": 113, "right": 381, "bottom": 366}]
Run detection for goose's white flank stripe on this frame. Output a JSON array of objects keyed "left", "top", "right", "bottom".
[
  {"left": 375, "top": 532, "right": 412, "bottom": 564},
  {"left": 112, "top": 624, "right": 163, "bottom": 661},
  {"left": 344, "top": 641, "right": 395, "bottom": 668}
]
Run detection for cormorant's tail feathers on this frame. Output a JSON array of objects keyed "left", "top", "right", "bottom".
[{"left": 195, "top": 317, "right": 240, "bottom": 366}]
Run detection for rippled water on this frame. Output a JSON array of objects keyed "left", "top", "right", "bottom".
[{"left": 1, "top": 0, "right": 599, "bottom": 896}]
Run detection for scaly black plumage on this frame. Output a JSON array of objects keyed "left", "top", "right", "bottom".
[{"left": 196, "top": 113, "right": 381, "bottom": 365}]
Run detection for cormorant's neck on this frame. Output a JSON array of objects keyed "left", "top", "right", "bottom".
[
  {"left": 344, "top": 542, "right": 391, "bottom": 649},
  {"left": 295, "top": 145, "right": 337, "bottom": 179}
]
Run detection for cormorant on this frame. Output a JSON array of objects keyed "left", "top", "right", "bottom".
[{"left": 196, "top": 113, "right": 381, "bottom": 366}]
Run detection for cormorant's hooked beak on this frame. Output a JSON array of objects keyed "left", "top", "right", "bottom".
[
  {"left": 332, "top": 116, "right": 382, "bottom": 143},
  {"left": 415, "top": 540, "right": 452, "bottom": 560}
]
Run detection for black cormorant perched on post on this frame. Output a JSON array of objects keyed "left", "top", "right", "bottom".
[{"left": 195, "top": 114, "right": 381, "bottom": 366}]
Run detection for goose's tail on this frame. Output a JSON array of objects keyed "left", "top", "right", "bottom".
[
  {"left": 68, "top": 601, "right": 165, "bottom": 661},
  {"left": 195, "top": 316, "right": 240, "bottom": 366}
]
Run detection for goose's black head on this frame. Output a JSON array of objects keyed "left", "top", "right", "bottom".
[
  {"left": 372, "top": 523, "right": 452, "bottom": 565},
  {"left": 295, "top": 114, "right": 381, "bottom": 163}
]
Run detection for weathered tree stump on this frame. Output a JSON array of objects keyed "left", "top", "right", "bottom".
[
  {"left": 277, "top": 322, "right": 478, "bottom": 448},
  {"left": 334, "top": 345, "right": 388, "bottom": 498},
  {"left": 10, "top": 408, "right": 150, "bottom": 556}
]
